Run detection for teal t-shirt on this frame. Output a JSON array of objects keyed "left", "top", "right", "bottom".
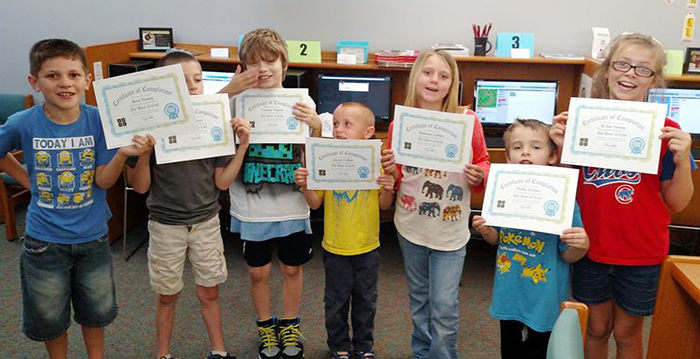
[{"left": 489, "top": 203, "right": 583, "bottom": 332}]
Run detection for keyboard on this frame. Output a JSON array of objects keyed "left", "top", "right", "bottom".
[{"left": 484, "top": 135, "right": 505, "bottom": 149}]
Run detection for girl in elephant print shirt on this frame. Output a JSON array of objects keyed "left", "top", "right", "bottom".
[{"left": 385, "top": 49, "right": 490, "bottom": 359}]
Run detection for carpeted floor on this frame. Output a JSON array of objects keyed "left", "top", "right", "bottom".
[{"left": 0, "top": 205, "right": 653, "bottom": 359}]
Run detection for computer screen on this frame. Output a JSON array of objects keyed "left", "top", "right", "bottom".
[
  {"left": 202, "top": 71, "right": 234, "bottom": 95},
  {"left": 647, "top": 88, "right": 700, "bottom": 135},
  {"left": 316, "top": 74, "right": 391, "bottom": 121},
  {"left": 473, "top": 79, "right": 558, "bottom": 126}
]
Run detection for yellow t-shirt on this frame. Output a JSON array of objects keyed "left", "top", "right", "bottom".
[{"left": 317, "top": 189, "right": 380, "bottom": 256}]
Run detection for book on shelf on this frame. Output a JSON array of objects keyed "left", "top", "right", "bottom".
[
  {"left": 431, "top": 43, "right": 469, "bottom": 57},
  {"left": 539, "top": 53, "right": 584, "bottom": 60},
  {"left": 374, "top": 50, "right": 419, "bottom": 67}
]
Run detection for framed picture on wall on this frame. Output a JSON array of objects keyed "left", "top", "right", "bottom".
[
  {"left": 684, "top": 47, "right": 700, "bottom": 74},
  {"left": 139, "top": 27, "right": 174, "bottom": 52}
]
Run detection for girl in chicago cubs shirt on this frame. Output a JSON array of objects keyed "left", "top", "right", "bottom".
[{"left": 550, "top": 33, "right": 696, "bottom": 359}]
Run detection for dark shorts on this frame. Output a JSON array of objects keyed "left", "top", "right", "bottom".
[
  {"left": 20, "top": 234, "right": 118, "bottom": 341},
  {"left": 572, "top": 256, "right": 661, "bottom": 317},
  {"left": 242, "top": 230, "right": 313, "bottom": 267}
]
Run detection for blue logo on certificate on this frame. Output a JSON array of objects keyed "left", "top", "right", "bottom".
[
  {"left": 164, "top": 103, "right": 180, "bottom": 120},
  {"left": 629, "top": 137, "right": 645, "bottom": 155},
  {"left": 444, "top": 144, "right": 458, "bottom": 158},
  {"left": 211, "top": 127, "right": 223, "bottom": 142},
  {"left": 543, "top": 200, "right": 559, "bottom": 217},
  {"left": 286, "top": 117, "right": 299, "bottom": 130},
  {"left": 357, "top": 166, "right": 370, "bottom": 179}
]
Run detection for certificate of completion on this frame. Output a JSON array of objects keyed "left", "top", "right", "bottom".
[
  {"left": 235, "top": 89, "right": 309, "bottom": 144},
  {"left": 305, "top": 138, "right": 381, "bottom": 190},
  {"left": 561, "top": 98, "right": 666, "bottom": 174},
  {"left": 155, "top": 94, "right": 235, "bottom": 164},
  {"left": 94, "top": 64, "right": 197, "bottom": 149},
  {"left": 391, "top": 105, "right": 474, "bottom": 172},
  {"left": 482, "top": 164, "right": 579, "bottom": 235}
]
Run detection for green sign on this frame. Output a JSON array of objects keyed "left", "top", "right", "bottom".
[{"left": 287, "top": 40, "right": 322, "bottom": 64}]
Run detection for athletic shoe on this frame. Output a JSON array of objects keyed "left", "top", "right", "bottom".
[
  {"left": 278, "top": 317, "right": 304, "bottom": 359},
  {"left": 330, "top": 351, "right": 351, "bottom": 359},
  {"left": 354, "top": 351, "right": 376, "bottom": 359},
  {"left": 257, "top": 318, "right": 281, "bottom": 359},
  {"left": 207, "top": 352, "right": 237, "bottom": 359}
]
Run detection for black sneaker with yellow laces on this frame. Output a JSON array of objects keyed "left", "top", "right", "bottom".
[
  {"left": 278, "top": 317, "right": 304, "bottom": 359},
  {"left": 257, "top": 318, "right": 281, "bottom": 359}
]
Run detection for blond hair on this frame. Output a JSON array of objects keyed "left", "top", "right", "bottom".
[
  {"left": 238, "top": 28, "right": 288, "bottom": 76},
  {"left": 335, "top": 102, "right": 375, "bottom": 126},
  {"left": 591, "top": 33, "right": 667, "bottom": 99},
  {"left": 503, "top": 119, "right": 557, "bottom": 155},
  {"left": 404, "top": 50, "right": 461, "bottom": 113}
]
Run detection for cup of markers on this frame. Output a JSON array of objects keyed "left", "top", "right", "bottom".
[{"left": 473, "top": 23, "right": 492, "bottom": 56}]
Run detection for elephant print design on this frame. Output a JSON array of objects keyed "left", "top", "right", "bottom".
[
  {"left": 446, "top": 184, "right": 464, "bottom": 201},
  {"left": 424, "top": 169, "right": 447, "bottom": 179},
  {"left": 400, "top": 195, "right": 417, "bottom": 212},
  {"left": 418, "top": 202, "right": 440, "bottom": 217},
  {"left": 406, "top": 166, "right": 422, "bottom": 175},
  {"left": 442, "top": 205, "right": 462, "bottom": 221},
  {"left": 422, "top": 181, "right": 444, "bottom": 199}
]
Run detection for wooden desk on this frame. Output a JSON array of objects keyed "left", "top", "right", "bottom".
[
  {"left": 670, "top": 160, "right": 700, "bottom": 228},
  {"left": 647, "top": 256, "right": 700, "bottom": 359}
]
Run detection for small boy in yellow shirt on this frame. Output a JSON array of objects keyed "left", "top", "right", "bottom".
[{"left": 294, "top": 102, "right": 395, "bottom": 359}]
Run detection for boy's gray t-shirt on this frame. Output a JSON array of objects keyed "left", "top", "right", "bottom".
[{"left": 127, "top": 154, "right": 232, "bottom": 225}]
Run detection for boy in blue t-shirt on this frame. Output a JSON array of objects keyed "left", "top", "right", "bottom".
[
  {"left": 0, "top": 38, "right": 150, "bottom": 359},
  {"left": 472, "top": 119, "right": 590, "bottom": 359}
]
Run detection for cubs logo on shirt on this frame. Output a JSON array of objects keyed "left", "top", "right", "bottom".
[{"left": 615, "top": 185, "right": 635, "bottom": 204}]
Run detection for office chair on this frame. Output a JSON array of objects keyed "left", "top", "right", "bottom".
[
  {"left": 0, "top": 94, "right": 34, "bottom": 241},
  {"left": 546, "top": 301, "right": 588, "bottom": 359}
]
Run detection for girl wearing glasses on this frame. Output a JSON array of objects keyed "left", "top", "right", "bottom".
[{"left": 550, "top": 33, "right": 695, "bottom": 359}]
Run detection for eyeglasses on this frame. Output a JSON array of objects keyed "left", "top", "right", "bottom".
[{"left": 611, "top": 61, "right": 656, "bottom": 77}]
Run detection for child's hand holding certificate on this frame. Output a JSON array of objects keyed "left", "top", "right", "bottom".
[
  {"left": 154, "top": 94, "right": 236, "bottom": 164},
  {"left": 561, "top": 97, "right": 667, "bottom": 174},
  {"left": 481, "top": 164, "right": 579, "bottom": 235},
  {"left": 304, "top": 138, "right": 382, "bottom": 190},
  {"left": 235, "top": 88, "right": 310, "bottom": 144},
  {"left": 390, "top": 105, "right": 474, "bottom": 172},
  {"left": 94, "top": 65, "right": 198, "bottom": 149}
]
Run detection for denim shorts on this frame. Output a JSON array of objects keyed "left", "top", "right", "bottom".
[
  {"left": 572, "top": 256, "right": 661, "bottom": 317},
  {"left": 20, "top": 234, "right": 118, "bottom": 341}
]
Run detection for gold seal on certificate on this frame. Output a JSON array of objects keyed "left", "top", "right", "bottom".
[
  {"left": 390, "top": 105, "right": 474, "bottom": 172},
  {"left": 305, "top": 138, "right": 381, "bottom": 190},
  {"left": 561, "top": 98, "right": 667, "bottom": 174},
  {"left": 155, "top": 94, "right": 235, "bottom": 164},
  {"left": 481, "top": 164, "right": 579, "bottom": 235},
  {"left": 235, "top": 88, "right": 310, "bottom": 144},
  {"left": 93, "top": 64, "right": 198, "bottom": 149}
]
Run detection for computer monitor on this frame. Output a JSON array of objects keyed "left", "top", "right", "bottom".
[
  {"left": 473, "top": 79, "right": 559, "bottom": 126},
  {"left": 647, "top": 88, "right": 700, "bottom": 135},
  {"left": 202, "top": 71, "right": 234, "bottom": 95},
  {"left": 316, "top": 74, "right": 391, "bottom": 121}
]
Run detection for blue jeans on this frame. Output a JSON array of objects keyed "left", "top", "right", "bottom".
[
  {"left": 20, "top": 235, "right": 118, "bottom": 341},
  {"left": 398, "top": 234, "right": 466, "bottom": 359}
]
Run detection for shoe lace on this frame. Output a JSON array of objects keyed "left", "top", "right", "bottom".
[
  {"left": 279, "top": 322, "right": 303, "bottom": 347},
  {"left": 258, "top": 324, "right": 278, "bottom": 349}
]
